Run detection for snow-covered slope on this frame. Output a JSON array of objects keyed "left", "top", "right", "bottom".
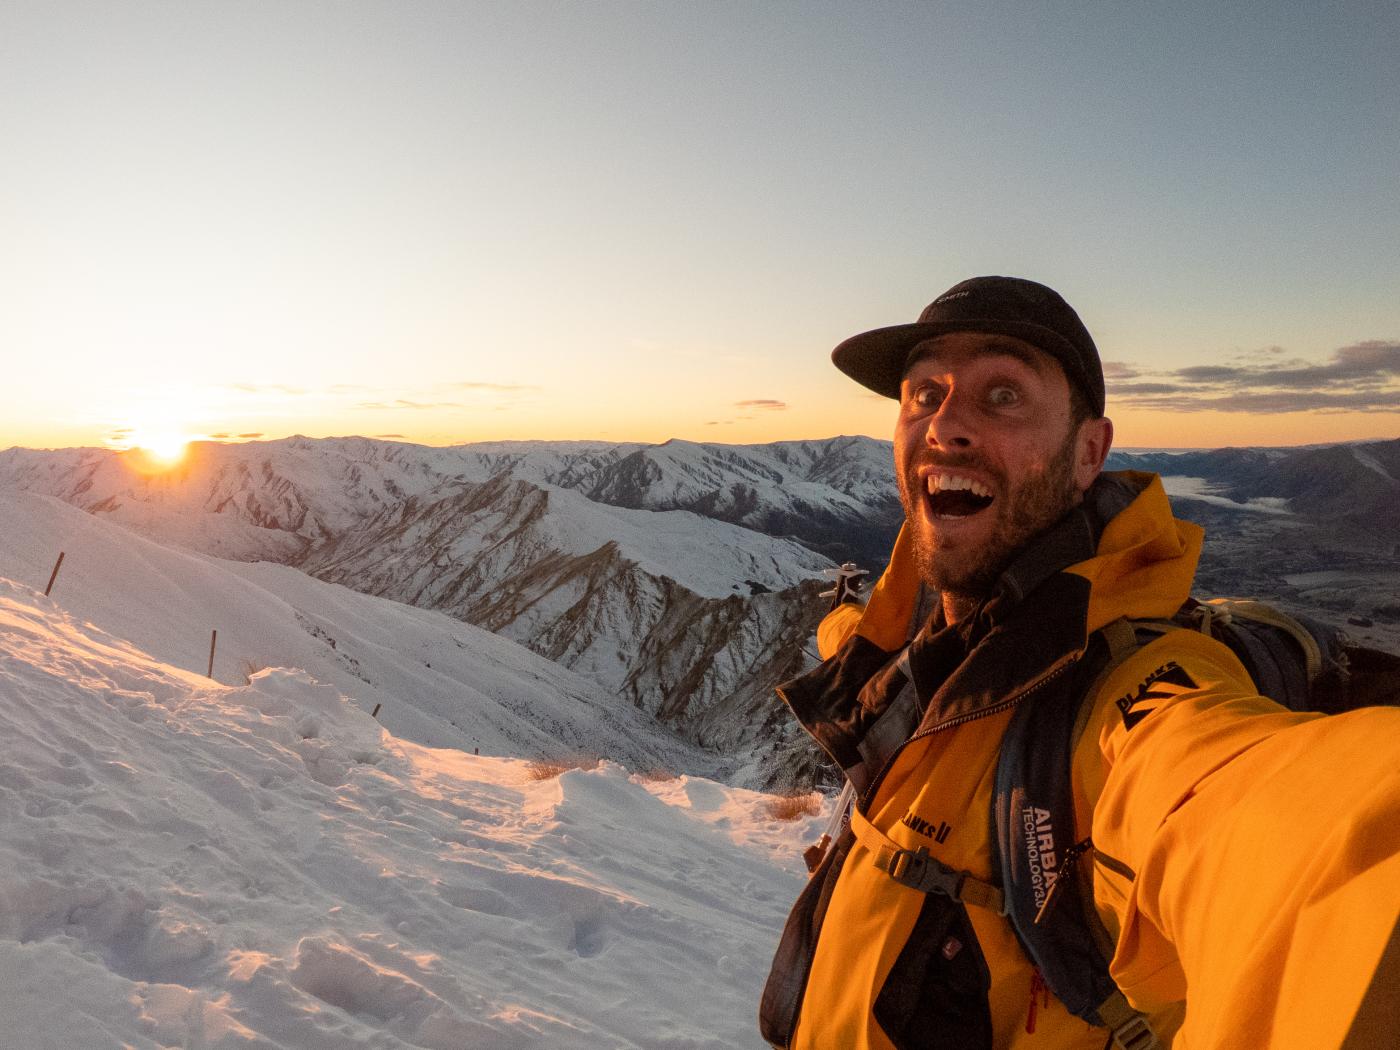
[
  {"left": 0, "top": 575, "right": 823, "bottom": 1048},
  {"left": 0, "top": 440, "right": 842, "bottom": 787},
  {"left": 0, "top": 492, "right": 707, "bottom": 775}
]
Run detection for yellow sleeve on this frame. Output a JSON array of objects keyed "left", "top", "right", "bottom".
[
  {"left": 816, "top": 601, "right": 864, "bottom": 660},
  {"left": 1076, "top": 631, "right": 1400, "bottom": 1050}
]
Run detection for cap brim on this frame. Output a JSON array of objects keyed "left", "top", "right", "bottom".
[{"left": 832, "top": 319, "right": 1088, "bottom": 400}]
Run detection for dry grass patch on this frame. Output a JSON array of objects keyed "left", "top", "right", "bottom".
[
  {"left": 765, "top": 791, "right": 821, "bottom": 822},
  {"left": 525, "top": 756, "right": 601, "bottom": 781}
]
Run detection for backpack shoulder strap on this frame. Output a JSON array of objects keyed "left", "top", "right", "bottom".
[
  {"left": 1072, "top": 617, "right": 1148, "bottom": 743},
  {"left": 993, "top": 617, "right": 1164, "bottom": 1048}
]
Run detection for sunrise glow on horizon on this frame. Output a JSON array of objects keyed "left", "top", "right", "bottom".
[{"left": 3, "top": 2, "right": 1397, "bottom": 456}]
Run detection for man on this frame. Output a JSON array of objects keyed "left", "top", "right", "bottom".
[{"left": 760, "top": 277, "right": 1399, "bottom": 1050}]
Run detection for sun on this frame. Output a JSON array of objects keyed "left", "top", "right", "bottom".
[
  {"left": 113, "top": 416, "right": 194, "bottom": 469},
  {"left": 135, "top": 431, "right": 190, "bottom": 465}
]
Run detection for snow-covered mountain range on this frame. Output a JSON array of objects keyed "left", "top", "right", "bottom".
[
  {"left": 1109, "top": 439, "right": 1400, "bottom": 648},
  {"left": 4, "top": 434, "right": 1398, "bottom": 789},
  {"left": 1111, "top": 439, "right": 1400, "bottom": 533},
  {"left": 0, "top": 437, "right": 903, "bottom": 788}
]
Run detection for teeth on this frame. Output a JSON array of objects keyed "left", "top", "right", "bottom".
[{"left": 926, "top": 473, "right": 992, "bottom": 498}]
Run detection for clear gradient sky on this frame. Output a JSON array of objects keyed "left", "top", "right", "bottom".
[{"left": 2, "top": 1, "right": 1397, "bottom": 454}]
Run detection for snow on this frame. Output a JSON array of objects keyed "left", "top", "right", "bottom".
[
  {"left": 0, "top": 574, "right": 824, "bottom": 1048},
  {"left": 496, "top": 483, "right": 831, "bottom": 600},
  {"left": 1160, "top": 475, "right": 1293, "bottom": 515},
  {"left": 1283, "top": 569, "right": 1400, "bottom": 590},
  {"left": 452, "top": 436, "right": 895, "bottom": 526},
  {"left": 0, "top": 438, "right": 837, "bottom": 600},
  {"left": 0, "top": 491, "right": 710, "bottom": 775}
]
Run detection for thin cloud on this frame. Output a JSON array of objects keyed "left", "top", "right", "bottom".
[
  {"left": 237, "top": 432, "right": 264, "bottom": 439},
  {"left": 228, "top": 383, "right": 308, "bottom": 396},
  {"left": 1113, "top": 382, "right": 1190, "bottom": 396},
  {"left": 1233, "top": 344, "right": 1290, "bottom": 363},
  {"left": 735, "top": 399, "right": 788, "bottom": 410},
  {"left": 353, "top": 399, "right": 466, "bottom": 411},
  {"left": 1174, "top": 365, "right": 1252, "bottom": 383},
  {"left": 1102, "top": 361, "right": 1141, "bottom": 380},
  {"left": 1112, "top": 340, "right": 1400, "bottom": 414},
  {"left": 374, "top": 433, "right": 407, "bottom": 439},
  {"left": 447, "top": 381, "right": 540, "bottom": 393}
]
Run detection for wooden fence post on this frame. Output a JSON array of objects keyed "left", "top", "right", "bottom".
[
  {"left": 44, "top": 552, "right": 65, "bottom": 596},
  {"left": 207, "top": 630, "right": 218, "bottom": 679}
]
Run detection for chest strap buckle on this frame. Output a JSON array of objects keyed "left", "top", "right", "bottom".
[
  {"left": 874, "top": 845, "right": 1008, "bottom": 916},
  {"left": 1097, "top": 991, "right": 1161, "bottom": 1050}
]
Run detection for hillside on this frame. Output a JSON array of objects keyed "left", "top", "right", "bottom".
[
  {"left": 0, "top": 492, "right": 708, "bottom": 776},
  {"left": 1109, "top": 439, "right": 1400, "bottom": 648},
  {"left": 0, "top": 573, "right": 821, "bottom": 1048}
]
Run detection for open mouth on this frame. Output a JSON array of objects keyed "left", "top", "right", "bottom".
[{"left": 926, "top": 473, "right": 995, "bottom": 519}]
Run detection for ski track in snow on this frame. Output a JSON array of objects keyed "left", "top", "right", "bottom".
[{"left": 0, "top": 576, "right": 823, "bottom": 1048}]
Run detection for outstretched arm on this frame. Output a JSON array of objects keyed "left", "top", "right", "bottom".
[{"left": 1080, "top": 631, "right": 1400, "bottom": 1050}]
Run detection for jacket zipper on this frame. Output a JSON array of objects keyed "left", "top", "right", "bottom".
[
  {"left": 775, "top": 650, "right": 1080, "bottom": 1049},
  {"left": 856, "top": 652, "right": 1080, "bottom": 811}
]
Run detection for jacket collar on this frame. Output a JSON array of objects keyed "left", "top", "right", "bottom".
[{"left": 777, "top": 471, "right": 1203, "bottom": 764}]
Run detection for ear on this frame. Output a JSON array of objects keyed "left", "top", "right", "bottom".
[{"left": 1073, "top": 416, "right": 1113, "bottom": 494}]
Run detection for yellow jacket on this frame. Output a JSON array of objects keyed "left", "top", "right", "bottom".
[{"left": 764, "top": 472, "right": 1399, "bottom": 1049}]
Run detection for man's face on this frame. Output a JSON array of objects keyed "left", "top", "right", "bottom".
[{"left": 894, "top": 332, "right": 1109, "bottom": 600}]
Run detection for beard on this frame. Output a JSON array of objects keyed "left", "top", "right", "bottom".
[{"left": 898, "top": 429, "right": 1082, "bottom": 602}]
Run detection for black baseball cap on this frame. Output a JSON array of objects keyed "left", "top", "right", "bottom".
[{"left": 831, "top": 276, "right": 1106, "bottom": 417}]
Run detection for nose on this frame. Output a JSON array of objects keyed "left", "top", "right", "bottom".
[{"left": 924, "top": 388, "right": 975, "bottom": 450}]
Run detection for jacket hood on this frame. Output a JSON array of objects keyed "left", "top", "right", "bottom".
[
  {"left": 1066, "top": 471, "right": 1203, "bottom": 633},
  {"left": 846, "top": 470, "right": 1203, "bottom": 650}
]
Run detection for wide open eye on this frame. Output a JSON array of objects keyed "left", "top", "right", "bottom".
[
  {"left": 909, "top": 384, "right": 945, "bottom": 410},
  {"left": 987, "top": 385, "right": 1020, "bottom": 407}
]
